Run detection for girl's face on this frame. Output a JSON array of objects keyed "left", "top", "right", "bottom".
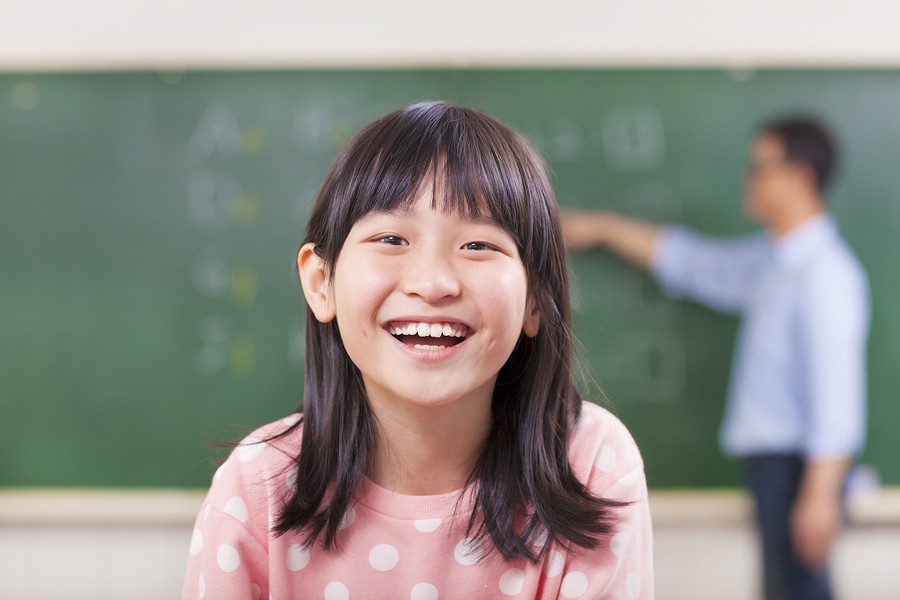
[{"left": 309, "top": 189, "right": 540, "bottom": 416}]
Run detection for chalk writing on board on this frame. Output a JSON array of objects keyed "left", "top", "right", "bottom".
[
  {"left": 187, "top": 104, "right": 263, "bottom": 378},
  {"left": 601, "top": 106, "right": 666, "bottom": 171},
  {"left": 613, "top": 270, "right": 679, "bottom": 322},
  {"left": 293, "top": 107, "right": 356, "bottom": 153},
  {"left": 11, "top": 82, "right": 39, "bottom": 111},
  {"left": 194, "top": 316, "right": 231, "bottom": 376},
  {"left": 188, "top": 105, "right": 242, "bottom": 159},
  {"left": 549, "top": 117, "right": 585, "bottom": 162},
  {"left": 522, "top": 117, "right": 584, "bottom": 163},
  {"left": 229, "top": 266, "right": 258, "bottom": 309},
  {"left": 228, "top": 333, "right": 256, "bottom": 377},
  {"left": 188, "top": 170, "right": 240, "bottom": 229},
  {"left": 618, "top": 183, "right": 683, "bottom": 223},
  {"left": 192, "top": 246, "right": 231, "bottom": 299}
]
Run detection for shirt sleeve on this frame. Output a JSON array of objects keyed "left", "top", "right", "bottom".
[
  {"left": 182, "top": 434, "right": 283, "bottom": 600},
  {"left": 652, "top": 225, "right": 767, "bottom": 314},
  {"left": 799, "top": 256, "right": 870, "bottom": 459},
  {"left": 558, "top": 408, "right": 654, "bottom": 600}
]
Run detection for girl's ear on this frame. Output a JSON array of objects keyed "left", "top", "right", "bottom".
[
  {"left": 523, "top": 296, "right": 541, "bottom": 338},
  {"left": 297, "top": 242, "right": 336, "bottom": 323}
]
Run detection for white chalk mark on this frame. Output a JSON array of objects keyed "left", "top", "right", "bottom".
[
  {"left": 601, "top": 106, "right": 666, "bottom": 171},
  {"left": 188, "top": 105, "right": 242, "bottom": 159},
  {"left": 188, "top": 170, "right": 239, "bottom": 230},
  {"left": 194, "top": 316, "right": 231, "bottom": 376}
]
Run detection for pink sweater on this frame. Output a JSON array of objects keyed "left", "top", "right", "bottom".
[{"left": 183, "top": 402, "right": 654, "bottom": 599}]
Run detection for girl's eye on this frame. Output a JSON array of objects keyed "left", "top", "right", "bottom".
[
  {"left": 463, "top": 241, "right": 496, "bottom": 252},
  {"left": 377, "top": 235, "right": 407, "bottom": 246}
]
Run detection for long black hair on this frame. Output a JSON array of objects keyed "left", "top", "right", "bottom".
[{"left": 272, "top": 100, "right": 625, "bottom": 562}]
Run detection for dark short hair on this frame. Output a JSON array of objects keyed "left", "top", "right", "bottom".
[{"left": 759, "top": 115, "right": 839, "bottom": 193}]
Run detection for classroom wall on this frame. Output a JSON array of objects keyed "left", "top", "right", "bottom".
[{"left": 3, "top": 0, "right": 900, "bottom": 69}]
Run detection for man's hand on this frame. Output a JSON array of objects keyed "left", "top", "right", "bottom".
[
  {"left": 791, "top": 488, "right": 842, "bottom": 569},
  {"left": 560, "top": 209, "right": 614, "bottom": 251},
  {"left": 791, "top": 458, "right": 851, "bottom": 569},
  {"left": 560, "top": 210, "right": 662, "bottom": 270}
]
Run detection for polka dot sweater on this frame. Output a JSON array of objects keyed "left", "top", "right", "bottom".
[{"left": 182, "top": 402, "right": 654, "bottom": 599}]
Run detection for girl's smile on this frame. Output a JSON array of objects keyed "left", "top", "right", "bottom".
[{"left": 386, "top": 320, "right": 470, "bottom": 352}]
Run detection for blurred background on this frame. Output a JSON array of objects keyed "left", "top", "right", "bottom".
[{"left": 1, "top": 1, "right": 899, "bottom": 598}]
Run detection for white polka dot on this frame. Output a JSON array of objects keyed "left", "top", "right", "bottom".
[
  {"left": 531, "top": 527, "right": 549, "bottom": 548},
  {"left": 203, "top": 504, "right": 212, "bottom": 522},
  {"left": 324, "top": 581, "right": 349, "bottom": 600},
  {"left": 499, "top": 568, "right": 526, "bottom": 595},
  {"left": 237, "top": 439, "right": 265, "bottom": 462},
  {"left": 410, "top": 582, "right": 439, "bottom": 600},
  {"left": 594, "top": 445, "right": 617, "bottom": 473},
  {"left": 617, "top": 468, "right": 640, "bottom": 486},
  {"left": 611, "top": 531, "right": 630, "bottom": 557},
  {"left": 198, "top": 574, "right": 206, "bottom": 599},
  {"left": 454, "top": 538, "right": 483, "bottom": 566},
  {"left": 338, "top": 507, "right": 356, "bottom": 530},
  {"left": 414, "top": 518, "right": 442, "bottom": 533},
  {"left": 216, "top": 544, "right": 241, "bottom": 573},
  {"left": 545, "top": 550, "right": 564, "bottom": 577},
  {"left": 286, "top": 543, "right": 310, "bottom": 571},
  {"left": 251, "top": 583, "right": 262, "bottom": 600},
  {"left": 224, "top": 496, "right": 249, "bottom": 523},
  {"left": 189, "top": 527, "right": 204, "bottom": 555},
  {"left": 560, "top": 571, "right": 589, "bottom": 598},
  {"left": 626, "top": 573, "right": 640, "bottom": 599},
  {"left": 285, "top": 468, "right": 298, "bottom": 491},
  {"left": 282, "top": 413, "right": 301, "bottom": 426},
  {"left": 214, "top": 462, "right": 226, "bottom": 480},
  {"left": 369, "top": 543, "right": 399, "bottom": 572}
]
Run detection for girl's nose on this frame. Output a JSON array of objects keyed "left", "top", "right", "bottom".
[{"left": 400, "top": 250, "right": 462, "bottom": 302}]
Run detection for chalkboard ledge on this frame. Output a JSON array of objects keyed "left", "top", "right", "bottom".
[{"left": 1, "top": 488, "right": 898, "bottom": 527}]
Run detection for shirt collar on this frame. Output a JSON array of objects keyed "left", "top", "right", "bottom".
[{"left": 770, "top": 213, "right": 837, "bottom": 267}]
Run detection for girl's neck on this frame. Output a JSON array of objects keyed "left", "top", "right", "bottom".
[{"left": 366, "top": 392, "right": 492, "bottom": 496}]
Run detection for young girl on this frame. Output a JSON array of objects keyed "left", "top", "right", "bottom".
[{"left": 183, "top": 101, "right": 653, "bottom": 599}]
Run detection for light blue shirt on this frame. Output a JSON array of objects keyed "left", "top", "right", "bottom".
[{"left": 653, "top": 214, "right": 870, "bottom": 459}]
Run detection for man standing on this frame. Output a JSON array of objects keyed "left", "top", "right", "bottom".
[{"left": 564, "top": 117, "right": 869, "bottom": 599}]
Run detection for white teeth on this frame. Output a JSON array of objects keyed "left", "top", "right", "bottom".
[
  {"left": 414, "top": 344, "right": 444, "bottom": 351},
  {"left": 390, "top": 322, "right": 468, "bottom": 339}
]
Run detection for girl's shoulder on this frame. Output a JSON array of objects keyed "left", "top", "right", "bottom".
[
  {"left": 569, "top": 401, "right": 646, "bottom": 494},
  {"left": 210, "top": 413, "right": 304, "bottom": 493}
]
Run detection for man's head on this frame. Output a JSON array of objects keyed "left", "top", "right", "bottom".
[{"left": 743, "top": 116, "right": 838, "bottom": 228}]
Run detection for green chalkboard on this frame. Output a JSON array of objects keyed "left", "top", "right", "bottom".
[{"left": 2, "top": 70, "right": 898, "bottom": 488}]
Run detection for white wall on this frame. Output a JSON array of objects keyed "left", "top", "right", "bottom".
[{"left": 3, "top": 0, "right": 900, "bottom": 70}]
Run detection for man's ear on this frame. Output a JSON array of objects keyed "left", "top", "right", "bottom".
[
  {"left": 523, "top": 296, "right": 541, "bottom": 338},
  {"left": 297, "top": 242, "right": 336, "bottom": 323}
]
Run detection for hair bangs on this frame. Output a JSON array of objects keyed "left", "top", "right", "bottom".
[{"left": 309, "top": 102, "right": 550, "bottom": 268}]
